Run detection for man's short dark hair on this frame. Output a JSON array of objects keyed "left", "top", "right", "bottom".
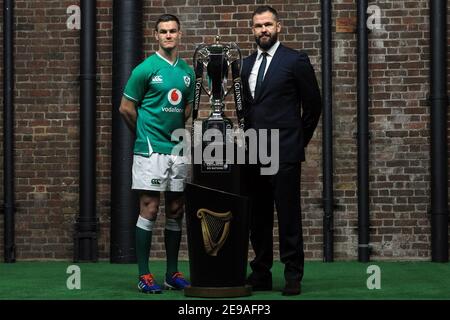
[
  {"left": 155, "top": 14, "right": 180, "bottom": 31},
  {"left": 252, "top": 5, "right": 279, "bottom": 22}
]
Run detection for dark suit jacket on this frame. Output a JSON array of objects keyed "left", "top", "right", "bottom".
[{"left": 242, "top": 44, "right": 322, "bottom": 163}]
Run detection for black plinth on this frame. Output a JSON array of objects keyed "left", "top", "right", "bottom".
[
  {"left": 184, "top": 183, "right": 251, "bottom": 298},
  {"left": 192, "top": 162, "right": 248, "bottom": 195}
]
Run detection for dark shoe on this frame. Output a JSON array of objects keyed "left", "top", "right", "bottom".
[
  {"left": 246, "top": 273, "right": 272, "bottom": 291},
  {"left": 138, "top": 273, "right": 162, "bottom": 294},
  {"left": 164, "top": 271, "right": 191, "bottom": 290},
  {"left": 282, "top": 281, "right": 301, "bottom": 296}
]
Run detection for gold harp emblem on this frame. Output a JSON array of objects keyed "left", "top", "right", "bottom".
[{"left": 196, "top": 208, "right": 232, "bottom": 256}]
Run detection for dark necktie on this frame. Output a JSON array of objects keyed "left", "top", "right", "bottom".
[{"left": 254, "top": 52, "right": 268, "bottom": 98}]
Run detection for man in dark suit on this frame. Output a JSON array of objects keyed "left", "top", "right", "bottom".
[{"left": 242, "top": 5, "right": 322, "bottom": 295}]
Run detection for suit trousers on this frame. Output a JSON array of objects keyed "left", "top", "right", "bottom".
[{"left": 249, "top": 162, "right": 304, "bottom": 282}]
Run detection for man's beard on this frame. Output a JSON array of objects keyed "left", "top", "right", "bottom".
[{"left": 255, "top": 32, "right": 278, "bottom": 51}]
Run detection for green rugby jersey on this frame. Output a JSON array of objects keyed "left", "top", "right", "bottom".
[{"left": 123, "top": 53, "right": 195, "bottom": 156}]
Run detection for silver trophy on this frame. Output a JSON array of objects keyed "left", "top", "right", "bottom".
[{"left": 192, "top": 36, "right": 244, "bottom": 172}]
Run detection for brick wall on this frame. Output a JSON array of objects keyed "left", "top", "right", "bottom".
[{"left": 0, "top": 0, "right": 449, "bottom": 261}]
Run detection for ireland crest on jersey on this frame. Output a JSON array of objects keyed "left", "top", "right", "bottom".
[{"left": 184, "top": 76, "right": 191, "bottom": 88}]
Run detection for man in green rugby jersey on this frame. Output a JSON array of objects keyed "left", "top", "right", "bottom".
[{"left": 119, "top": 14, "right": 194, "bottom": 294}]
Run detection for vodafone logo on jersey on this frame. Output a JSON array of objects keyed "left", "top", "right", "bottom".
[{"left": 168, "top": 88, "right": 182, "bottom": 105}]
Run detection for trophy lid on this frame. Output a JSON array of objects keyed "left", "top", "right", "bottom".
[{"left": 209, "top": 36, "right": 225, "bottom": 53}]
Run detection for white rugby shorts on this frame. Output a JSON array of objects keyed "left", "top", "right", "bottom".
[{"left": 132, "top": 153, "right": 188, "bottom": 192}]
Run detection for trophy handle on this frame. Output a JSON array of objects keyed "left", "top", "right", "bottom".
[
  {"left": 223, "top": 42, "right": 243, "bottom": 97},
  {"left": 229, "top": 42, "right": 243, "bottom": 74},
  {"left": 192, "top": 60, "right": 203, "bottom": 122},
  {"left": 193, "top": 43, "right": 208, "bottom": 71},
  {"left": 231, "top": 60, "right": 244, "bottom": 128},
  {"left": 223, "top": 43, "right": 244, "bottom": 128},
  {"left": 192, "top": 43, "right": 213, "bottom": 123},
  {"left": 193, "top": 43, "right": 212, "bottom": 97}
]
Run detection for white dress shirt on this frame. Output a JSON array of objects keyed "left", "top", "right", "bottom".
[{"left": 248, "top": 41, "right": 281, "bottom": 98}]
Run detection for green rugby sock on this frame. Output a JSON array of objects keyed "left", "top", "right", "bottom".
[
  {"left": 136, "top": 226, "right": 152, "bottom": 276},
  {"left": 165, "top": 228, "right": 181, "bottom": 278}
]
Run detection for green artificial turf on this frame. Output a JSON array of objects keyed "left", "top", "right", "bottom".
[{"left": 0, "top": 261, "right": 449, "bottom": 300}]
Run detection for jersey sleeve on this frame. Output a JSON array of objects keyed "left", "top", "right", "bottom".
[
  {"left": 185, "top": 69, "right": 195, "bottom": 104},
  {"left": 123, "top": 64, "right": 149, "bottom": 103}
]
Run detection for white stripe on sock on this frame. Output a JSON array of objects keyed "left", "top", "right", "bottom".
[
  {"left": 136, "top": 215, "right": 154, "bottom": 231},
  {"left": 165, "top": 218, "right": 182, "bottom": 232}
]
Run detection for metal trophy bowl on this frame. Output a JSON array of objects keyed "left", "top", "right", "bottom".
[{"left": 184, "top": 37, "right": 251, "bottom": 298}]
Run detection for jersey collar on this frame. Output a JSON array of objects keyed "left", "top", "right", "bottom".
[{"left": 156, "top": 52, "right": 179, "bottom": 67}]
